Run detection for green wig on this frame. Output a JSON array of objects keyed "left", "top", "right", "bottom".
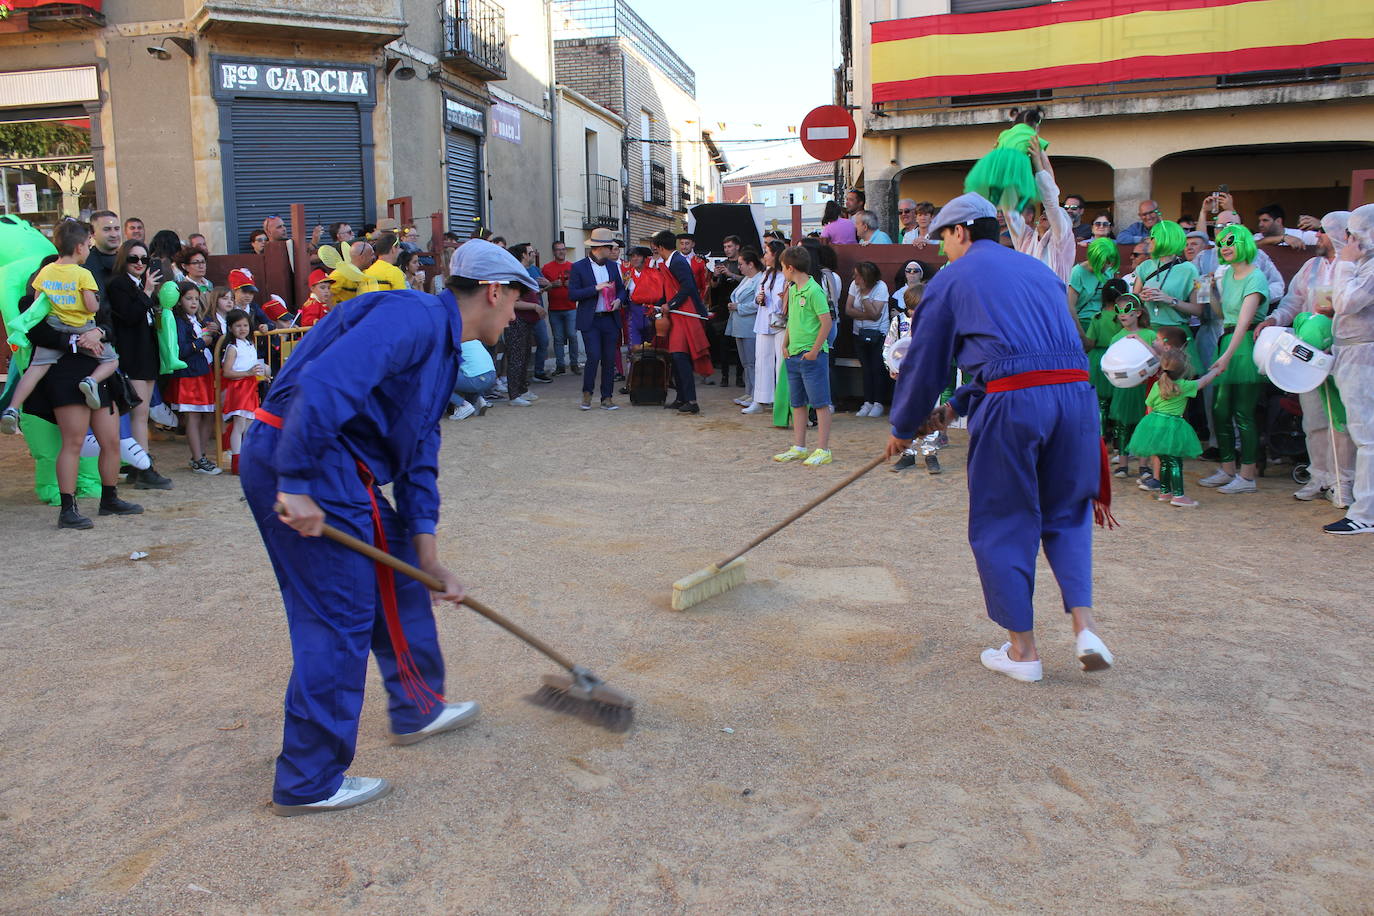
[
  {"left": 1216, "top": 224, "right": 1257, "bottom": 264},
  {"left": 1087, "top": 237, "right": 1119, "bottom": 281},
  {"left": 1149, "top": 220, "right": 1186, "bottom": 258}
]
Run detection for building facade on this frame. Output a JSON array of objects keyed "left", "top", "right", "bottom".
[
  {"left": 553, "top": 0, "right": 724, "bottom": 248},
  {"left": 844, "top": 0, "right": 1374, "bottom": 236},
  {"left": 554, "top": 83, "right": 625, "bottom": 256},
  {"left": 0, "top": 0, "right": 557, "bottom": 257},
  {"left": 721, "top": 162, "right": 836, "bottom": 237}
]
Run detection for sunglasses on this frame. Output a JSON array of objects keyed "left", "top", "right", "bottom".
[
  {"left": 1064, "top": 204, "right": 1082, "bottom": 211},
  {"left": 1093, "top": 221, "right": 1111, "bottom": 227},
  {"left": 1141, "top": 209, "right": 1161, "bottom": 217},
  {"left": 898, "top": 208, "right": 915, "bottom": 214},
  {"left": 127, "top": 255, "right": 149, "bottom": 264},
  {"left": 1114, "top": 304, "right": 1139, "bottom": 314},
  {"left": 904, "top": 267, "right": 921, "bottom": 272}
]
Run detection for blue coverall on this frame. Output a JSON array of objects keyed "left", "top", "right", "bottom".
[
  {"left": 240, "top": 289, "right": 462, "bottom": 806},
  {"left": 890, "top": 240, "right": 1099, "bottom": 633}
]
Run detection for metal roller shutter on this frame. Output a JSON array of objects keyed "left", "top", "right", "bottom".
[
  {"left": 230, "top": 99, "right": 366, "bottom": 250},
  {"left": 446, "top": 131, "right": 482, "bottom": 240}
]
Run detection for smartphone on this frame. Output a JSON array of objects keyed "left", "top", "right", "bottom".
[{"left": 149, "top": 257, "right": 167, "bottom": 278}]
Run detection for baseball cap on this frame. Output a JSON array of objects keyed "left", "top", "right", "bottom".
[
  {"left": 228, "top": 268, "right": 257, "bottom": 290},
  {"left": 449, "top": 238, "right": 539, "bottom": 290},
  {"left": 308, "top": 268, "right": 333, "bottom": 286},
  {"left": 926, "top": 193, "right": 997, "bottom": 237}
]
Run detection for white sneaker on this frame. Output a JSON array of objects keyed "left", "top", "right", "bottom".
[
  {"left": 450, "top": 400, "right": 477, "bottom": 420},
  {"left": 1198, "top": 469, "right": 1234, "bottom": 488},
  {"left": 868, "top": 403, "right": 884, "bottom": 418},
  {"left": 523, "top": 392, "right": 539, "bottom": 403},
  {"left": 1331, "top": 485, "right": 1355, "bottom": 508},
  {"left": 1075, "top": 629, "right": 1114, "bottom": 672},
  {"left": 390, "top": 700, "right": 480, "bottom": 746},
  {"left": 741, "top": 402, "right": 767, "bottom": 414},
  {"left": 856, "top": 402, "right": 873, "bottom": 417},
  {"left": 1293, "top": 478, "right": 1327, "bottom": 501},
  {"left": 272, "top": 775, "right": 392, "bottom": 817},
  {"left": 509, "top": 396, "right": 533, "bottom": 407},
  {"left": 476, "top": 396, "right": 492, "bottom": 412},
  {"left": 732, "top": 396, "right": 751, "bottom": 406},
  {"left": 1217, "top": 475, "right": 1257, "bottom": 494},
  {"left": 980, "top": 643, "right": 1043, "bottom": 683}
]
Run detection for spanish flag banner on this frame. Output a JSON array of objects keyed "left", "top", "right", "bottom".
[{"left": 872, "top": 0, "right": 1374, "bottom": 103}]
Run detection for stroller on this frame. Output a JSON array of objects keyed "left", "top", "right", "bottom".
[{"left": 1258, "top": 382, "right": 1310, "bottom": 483}]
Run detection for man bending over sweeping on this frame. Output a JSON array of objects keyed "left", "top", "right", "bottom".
[
  {"left": 885, "top": 193, "right": 1115, "bottom": 684},
  {"left": 241, "top": 240, "right": 534, "bottom": 815}
]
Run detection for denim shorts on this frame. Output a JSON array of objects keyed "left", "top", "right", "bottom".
[{"left": 785, "top": 351, "right": 831, "bottom": 409}]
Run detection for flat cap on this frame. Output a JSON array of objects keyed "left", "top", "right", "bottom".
[
  {"left": 450, "top": 238, "right": 539, "bottom": 290},
  {"left": 927, "top": 193, "right": 997, "bottom": 237}
]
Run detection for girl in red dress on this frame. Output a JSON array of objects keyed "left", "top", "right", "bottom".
[
  {"left": 220, "top": 308, "right": 267, "bottom": 474},
  {"left": 165, "top": 282, "right": 222, "bottom": 474}
]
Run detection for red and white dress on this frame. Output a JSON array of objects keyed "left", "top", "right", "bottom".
[
  {"left": 221, "top": 338, "right": 261, "bottom": 420},
  {"left": 165, "top": 316, "right": 216, "bottom": 413}
]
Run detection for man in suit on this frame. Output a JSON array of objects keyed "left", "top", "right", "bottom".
[{"left": 569, "top": 228, "right": 629, "bottom": 410}]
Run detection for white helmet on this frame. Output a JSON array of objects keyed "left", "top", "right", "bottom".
[
  {"left": 1252, "top": 325, "right": 1290, "bottom": 373},
  {"left": 884, "top": 336, "right": 911, "bottom": 375},
  {"left": 1262, "top": 332, "right": 1333, "bottom": 394},
  {"left": 1101, "top": 336, "right": 1160, "bottom": 389}
]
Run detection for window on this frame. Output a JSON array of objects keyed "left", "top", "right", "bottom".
[
  {"left": 649, "top": 163, "right": 667, "bottom": 206},
  {"left": 950, "top": 0, "right": 1048, "bottom": 12},
  {"left": 640, "top": 111, "right": 652, "bottom": 203},
  {"left": 669, "top": 129, "right": 680, "bottom": 211}
]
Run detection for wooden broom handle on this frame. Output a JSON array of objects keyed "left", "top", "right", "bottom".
[
  {"left": 717, "top": 451, "right": 890, "bottom": 569},
  {"left": 276, "top": 505, "right": 578, "bottom": 672}
]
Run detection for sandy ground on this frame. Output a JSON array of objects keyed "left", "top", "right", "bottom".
[{"left": 1, "top": 374, "right": 1372, "bottom": 915}]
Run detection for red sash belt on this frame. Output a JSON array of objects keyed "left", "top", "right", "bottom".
[
  {"left": 985, "top": 369, "right": 1088, "bottom": 392},
  {"left": 256, "top": 406, "right": 443, "bottom": 713},
  {"left": 981, "top": 369, "right": 1117, "bottom": 529}
]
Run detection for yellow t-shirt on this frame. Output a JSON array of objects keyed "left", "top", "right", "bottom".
[
  {"left": 358, "top": 259, "right": 408, "bottom": 294},
  {"left": 33, "top": 262, "right": 99, "bottom": 327},
  {"left": 329, "top": 267, "right": 360, "bottom": 304}
]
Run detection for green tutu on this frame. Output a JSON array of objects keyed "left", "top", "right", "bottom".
[
  {"left": 1087, "top": 347, "right": 1115, "bottom": 401},
  {"left": 1218, "top": 329, "right": 1259, "bottom": 385},
  {"left": 964, "top": 125, "right": 1046, "bottom": 213},
  {"left": 1108, "top": 381, "right": 1147, "bottom": 426},
  {"left": 1127, "top": 411, "right": 1202, "bottom": 459}
]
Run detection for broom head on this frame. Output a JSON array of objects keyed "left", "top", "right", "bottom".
[
  {"left": 527, "top": 667, "right": 635, "bottom": 733},
  {"left": 671, "top": 558, "right": 747, "bottom": 611}
]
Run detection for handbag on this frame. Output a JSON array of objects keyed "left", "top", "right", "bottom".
[{"left": 108, "top": 370, "right": 143, "bottom": 414}]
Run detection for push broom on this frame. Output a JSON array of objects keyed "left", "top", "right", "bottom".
[
  {"left": 289, "top": 509, "right": 636, "bottom": 732},
  {"left": 672, "top": 452, "right": 890, "bottom": 610}
]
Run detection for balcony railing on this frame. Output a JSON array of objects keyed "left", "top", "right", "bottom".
[
  {"left": 442, "top": 0, "right": 507, "bottom": 81},
  {"left": 584, "top": 174, "right": 620, "bottom": 230}
]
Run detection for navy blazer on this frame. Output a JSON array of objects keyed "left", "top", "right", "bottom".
[
  {"left": 666, "top": 251, "right": 704, "bottom": 316},
  {"left": 569, "top": 256, "right": 629, "bottom": 333}
]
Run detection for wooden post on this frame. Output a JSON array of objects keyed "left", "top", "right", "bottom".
[
  {"left": 386, "top": 196, "right": 414, "bottom": 227},
  {"left": 791, "top": 204, "right": 803, "bottom": 244},
  {"left": 290, "top": 202, "right": 307, "bottom": 308}
]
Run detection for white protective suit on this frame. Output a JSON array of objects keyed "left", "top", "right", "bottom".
[
  {"left": 1272, "top": 211, "right": 1355, "bottom": 499},
  {"left": 1331, "top": 204, "right": 1374, "bottom": 527}
]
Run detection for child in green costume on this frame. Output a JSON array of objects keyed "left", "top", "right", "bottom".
[
  {"left": 1128, "top": 349, "right": 1223, "bottom": 508},
  {"left": 1085, "top": 279, "right": 1128, "bottom": 436},
  {"left": 1107, "top": 293, "right": 1156, "bottom": 477},
  {"left": 964, "top": 107, "right": 1048, "bottom": 213}
]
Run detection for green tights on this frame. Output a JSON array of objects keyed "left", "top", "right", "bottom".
[
  {"left": 1213, "top": 380, "right": 1259, "bottom": 466},
  {"left": 1159, "top": 455, "right": 1185, "bottom": 496}
]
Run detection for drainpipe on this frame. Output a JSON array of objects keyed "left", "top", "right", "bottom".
[{"left": 546, "top": 0, "right": 561, "bottom": 243}]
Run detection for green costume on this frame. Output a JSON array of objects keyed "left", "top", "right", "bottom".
[
  {"left": 1084, "top": 307, "right": 1120, "bottom": 434},
  {"left": 964, "top": 123, "right": 1048, "bottom": 213},
  {"left": 1293, "top": 312, "right": 1346, "bottom": 432},
  {"left": 1136, "top": 256, "right": 1200, "bottom": 370},
  {"left": 1128, "top": 378, "right": 1203, "bottom": 497},
  {"left": 1107, "top": 326, "right": 1156, "bottom": 457}
]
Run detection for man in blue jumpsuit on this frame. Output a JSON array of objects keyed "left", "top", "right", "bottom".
[
  {"left": 886, "top": 194, "right": 1115, "bottom": 683},
  {"left": 240, "top": 239, "right": 533, "bottom": 815}
]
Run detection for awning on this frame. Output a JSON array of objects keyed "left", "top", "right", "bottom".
[{"left": 872, "top": 0, "right": 1374, "bottom": 103}]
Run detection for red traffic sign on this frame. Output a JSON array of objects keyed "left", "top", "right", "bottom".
[{"left": 800, "top": 105, "right": 856, "bottom": 162}]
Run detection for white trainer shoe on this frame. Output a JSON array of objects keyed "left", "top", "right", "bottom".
[
  {"left": 856, "top": 402, "right": 873, "bottom": 417},
  {"left": 1075, "top": 629, "right": 1114, "bottom": 672},
  {"left": 979, "top": 643, "right": 1043, "bottom": 683},
  {"left": 1217, "top": 475, "right": 1257, "bottom": 494},
  {"left": 450, "top": 400, "right": 477, "bottom": 420},
  {"left": 390, "top": 700, "right": 481, "bottom": 746},
  {"left": 868, "top": 403, "right": 884, "bottom": 418},
  {"left": 741, "top": 402, "right": 767, "bottom": 414},
  {"left": 1198, "top": 469, "right": 1234, "bottom": 488},
  {"left": 272, "top": 775, "right": 392, "bottom": 817},
  {"left": 1293, "top": 478, "right": 1327, "bottom": 500},
  {"left": 1331, "top": 484, "right": 1354, "bottom": 508},
  {"left": 508, "top": 396, "right": 533, "bottom": 407}
]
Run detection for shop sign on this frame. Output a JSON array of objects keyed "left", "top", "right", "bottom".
[
  {"left": 215, "top": 59, "right": 372, "bottom": 99},
  {"left": 445, "top": 98, "right": 485, "bottom": 135},
  {"left": 489, "top": 102, "right": 521, "bottom": 145},
  {"left": 17, "top": 184, "right": 38, "bottom": 214}
]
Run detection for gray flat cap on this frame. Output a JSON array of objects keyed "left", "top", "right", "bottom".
[
  {"left": 927, "top": 193, "right": 997, "bottom": 237},
  {"left": 451, "top": 238, "right": 539, "bottom": 290},
  {"left": 1185, "top": 230, "right": 1211, "bottom": 244}
]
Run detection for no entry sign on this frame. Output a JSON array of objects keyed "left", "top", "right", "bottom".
[{"left": 800, "top": 105, "right": 856, "bottom": 162}]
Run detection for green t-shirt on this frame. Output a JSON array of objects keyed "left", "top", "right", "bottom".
[
  {"left": 786, "top": 278, "right": 831, "bottom": 356},
  {"left": 1145, "top": 377, "right": 1199, "bottom": 417},
  {"left": 1220, "top": 265, "right": 1269, "bottom": 327},
  {"left": 1069, "top": 263, "right": 1110, "bottom": 321},
  {"left": 1085, "top": 308, "right": 1120, "bottom": 348},
  {"left": 1110, "top": 326, "right": 1156, "bottom": 347},
  {"left": 1137, "top": 257, "right": 1198, "bottom": 328}
]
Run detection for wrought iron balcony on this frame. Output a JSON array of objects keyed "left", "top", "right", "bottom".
[
  {"left": 584, "top": 174, "right": 620, "bottom": 230},
  {"left": 442, "top": 0, "right": 507, "bottom": 82}
]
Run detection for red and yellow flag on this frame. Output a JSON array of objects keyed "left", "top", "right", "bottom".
[{"left": 872, "top": 0, "right": 1374, "bottom": 103}]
